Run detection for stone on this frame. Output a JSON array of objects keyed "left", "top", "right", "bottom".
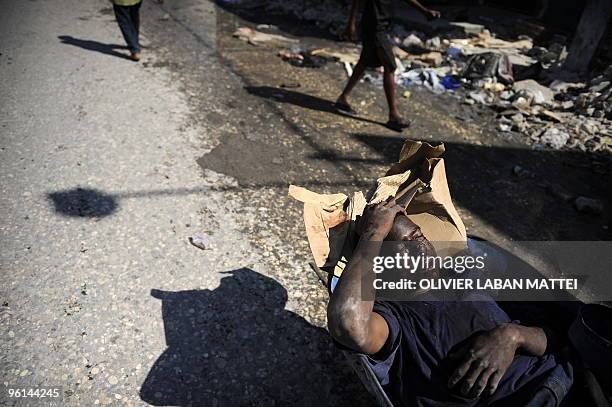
[
  {"left": 574, "top": 197, "right": 604, "bottom": 215},
  {"left": 469, "top": 91, "right": 490, "bottom": 105},
  {"left": 561, "top": 100, "right": 574, "bottom": 110},
  {"left": 590, "top": 81, "right": 610, "bottom": 93},
  {"left": 513, "top": 80, "right": 554, "bottom": 105},
  {"left": 540, "top": 128, "right": 569, "bottom": 149},
  {"left": 511, "top": 113, "right": 525, "bottom": 125}
]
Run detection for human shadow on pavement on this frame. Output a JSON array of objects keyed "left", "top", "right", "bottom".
[
  {"left": 47, "top": 188, "right": 118, "bottom": 218},
  {"left": 58, "top": 35, "right": 132, "bottom": 60},
  {"left": 245, "top": 85, "right": 386, "bottom": 127},
  {"left": 140, "top": 268, "right": 371, "bottom": 407}
]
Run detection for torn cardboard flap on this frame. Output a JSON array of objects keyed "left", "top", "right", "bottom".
[
  {"left": 386, "top": 139, "right": 445, "bottom": 176},
  {"left": 288, "top": 185, "right": 350, "bottom": 268},
  {"left": 368, "top": 171, "right": 413, "bottom": 204},
  {"left": 289, "top": 139, "right": 467, "bottom": 273}
]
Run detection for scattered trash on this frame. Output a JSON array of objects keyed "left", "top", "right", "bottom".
[
  {"left": 278, "top": 49, "right": 328, "bottom": 68},
  {"left": 189, "top": 235, "right": 212, "bottom": 250},
  {"left": 402, "top": 34, "right": 424, "bottom": 50},
  {"left": 310, "top": 47, "right": 360, "bottom": 65},
  {"left": 440, "top": 75, "right": 461, "bottom": 91},
  {"left": 344, "top": 61, "right": 353, "bottom": 77},
  {"left": 399, "top": 69, "right": 445, "bottom": 93},
  {"left": 233, "top": 27, "right": 299, "bottom": 47},
  {"left": 462, "top": 52, "right": 513, "bottom": 84},
  {"left": 229, "top": 5, "right": 611, "bottom": 154}
]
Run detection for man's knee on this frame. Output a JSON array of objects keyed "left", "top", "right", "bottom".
[{"left": 383, "top": 66, "right": 396, "bottom": 80}]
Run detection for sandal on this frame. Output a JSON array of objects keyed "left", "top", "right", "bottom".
[
  {"left": 333, "top": 99, "right": 356, "bottom": 114},
  {"left": 386, "top": 118, "right": 411, "bottom": 132}
]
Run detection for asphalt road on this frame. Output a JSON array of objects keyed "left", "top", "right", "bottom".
[{"left": 0, "top": 0, "right": 370, "bottom": 405}]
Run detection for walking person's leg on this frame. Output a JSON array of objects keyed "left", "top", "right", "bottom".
[
  {"left": 376, "top": 33, "right": 410, "bottom": 131},
  {"left": 129, "top": 1, "right": 142, "bottom": 56},
  {"left": 382, "top": 67, "right": 399, "bottom": 121},
  {"left": 335, "top": 60, "right": 366, "bottom": 113},
  {"left": 113, "top": 3, "right": 140, "bottom": 60}
]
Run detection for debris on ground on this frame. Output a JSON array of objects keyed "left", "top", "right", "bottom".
[
  {"left": 233, "top": 27, "right": 299, "bottom": 47},
  {"left": 278, "top": 49, "right": 329, "bottom": 68},
  {"left": 229, "top": 3, "right": 612, "bottom": 154},
  {"left": 189, "top": 235, "right": 212, "bottom": 250},
  {"left": 310, "top": 47, "right": 360, "bottom": 65}
]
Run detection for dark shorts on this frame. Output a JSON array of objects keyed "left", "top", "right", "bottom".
[{"left": 359, "top": 31, "right": 397, "bottom": 70}]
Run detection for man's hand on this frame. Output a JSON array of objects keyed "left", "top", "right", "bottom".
[
  {"left": 425, "top": 9, "right": 441, "bottom": 19},
  {"left": 359, "top": 200, "right": 406, "bottom": 241},
  {"left": 448, "top": 324, "right": 520, "bottom": 398}
]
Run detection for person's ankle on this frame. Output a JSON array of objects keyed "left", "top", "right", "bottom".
[{"left": 389, "top": 112, "right": 402, "bottom": 121}]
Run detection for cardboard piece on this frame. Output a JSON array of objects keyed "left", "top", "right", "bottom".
[
  {"left": 289, "top": 139, "right": 467, "bottom": 273},
  {"left": 288, "top": 185, "right": 349, "bottom": 268}
]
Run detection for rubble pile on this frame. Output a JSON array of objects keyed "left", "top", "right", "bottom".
[
  {"left": 383, "top": 27, "right": 612, "bottom": 154},
  {"left": 226, "top": 0, "right": 611, "bottom": 154}
]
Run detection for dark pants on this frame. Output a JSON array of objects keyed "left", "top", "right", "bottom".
[{"left": 113, "top": 2, "right": 142, "bottom": 53}]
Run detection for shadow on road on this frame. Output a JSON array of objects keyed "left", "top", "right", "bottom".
[
  {"left": 140, "top": 268, "right": 369, "bottom": 406},
  {"left": 58, "top": 35, "right": 131, "bottom": 60},
  {"left": 47, "top": 188, "right": 118, "bottom": 218},
  {"left": 245, "top": 85, "right": 387, "bottom": 127}
]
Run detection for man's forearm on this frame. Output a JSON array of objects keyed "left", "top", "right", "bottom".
[
  {"left": 407, "top": 0, "right": 431, "bottom": 14},
  {"left": 327, "top": 231, "right": 382, "bottom": 347}
]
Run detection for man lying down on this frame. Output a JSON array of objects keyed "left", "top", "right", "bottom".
[{"left": 327, "top": 199, "right": 574, "bottom": 407}]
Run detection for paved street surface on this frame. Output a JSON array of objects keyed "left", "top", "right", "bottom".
[
  {"left": 0, "top": 0, "right": 368, "bottom": 405},
  {"left": 1, "top": 0, "right": 609, "bottom": 406}
]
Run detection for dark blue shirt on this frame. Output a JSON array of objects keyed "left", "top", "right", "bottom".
[{"left": 364, "top": 299, "right": 573, "bottom": 406}]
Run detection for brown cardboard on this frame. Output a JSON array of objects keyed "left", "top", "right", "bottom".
[{"left": 289, "top": 139, "right": 467, "bottom": 274}]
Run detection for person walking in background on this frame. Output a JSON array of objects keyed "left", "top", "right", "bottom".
[
  {"left": 112, "top": 0, "right": 143, "bottom": 61},
  {"left": 336, "top": 0, "right": 440, "bottom": 132}
]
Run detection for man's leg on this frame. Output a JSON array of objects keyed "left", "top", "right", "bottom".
[
  {"left": 376, "top": 34, "right": 409, "bottom": 130},
  {"left": 383, "top": 66, "right": 400, "bottom": 121},
  {"left": 130, "top": 1, "right": 142, "bottom": 52},
  {"left": 337, "top": 60, "right": 366, "bottom": 108},
  {"left": 113, "top": 4, "right": 138, "bottom": 55}
]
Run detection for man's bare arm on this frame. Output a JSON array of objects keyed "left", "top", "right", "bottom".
[
  {"left": 407, "top": 0, "right": 441, "bottom": 19},
  {"left": 327, "top": 201, "right": 404, "bottom": 354}
]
